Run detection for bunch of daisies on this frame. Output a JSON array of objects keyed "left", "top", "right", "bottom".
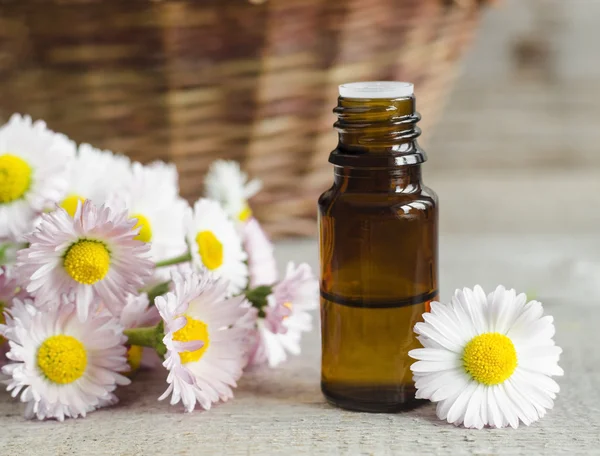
[{"left": 0, "top": 114, "right": 317, "bottom": 420}]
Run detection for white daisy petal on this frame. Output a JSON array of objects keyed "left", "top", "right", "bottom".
[
  {"left": 414, "top": 322, "right": 463, "bottom": 353},
  {"left": 473, "top": 285, "right": 488, "bottom": 309},
  {"left": 510, "top": 369, "right": 555, "bottom": 414},
  {"left": 486, "top": 386, "right": 504, "bottom": 428},
  {"left": 408, "top": 348, "right": 457, "bottom": 362},
  {"left": 461, "top": 287, "right": 487, "bottom": 334},
  {"left": 411, "top": 359, "right": 462, "bottom": 374},
  {"left": 511, "top": 299, "right": 544, "bottom": 329},
  {"left": 412, "top": 285, "right": 563, "bottom": 429},
  {"left": 449, "top": 297, "right": 478, "bottom": 340},
  {"left": 487, "top": 285, "right": 508, "bottom": 333},
  {"left": 416, "top": 335, "right": 452, "bottom": 351},
  {"left": 415, "top": 369, "right": 469, "bottom": 402},
  {"left": 509, "top": 316, "right": 556, "bottom": 347},
  {"left": 422, "top": 312, "right": 467, "bottom": 347},
  {"left": 503, "top": 379, "right": 537, "bottom": 426},
  {"left": 518, "top": 345, "right": 564, "bottom": 376},
  {"left": 446, "top": 381, "right": 478, "bottom": 425},
  {"left": 463, "top": 383, "right": 485, "bottom": 429},
  {"left": 492, "top": 384, "right": 520, "bottom": 429},
  {"left": 429, "top": 301, "right": 471, "bottom": 343}
]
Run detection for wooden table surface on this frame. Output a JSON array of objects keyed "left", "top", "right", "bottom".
[{"left": 2, "top": 236, "right": 599, "bottom": 455}]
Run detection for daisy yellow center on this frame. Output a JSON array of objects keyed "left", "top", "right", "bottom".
[
  {"left": 195, "top": 230, "right": 223, "bottom": 270},
  {"left": 126, "top": 345, "right": 144, "bottom": 374},
  {"left": 238, "top": 203, "right": 252, "bottom": 222},
  {"left": 63, "top": 239, "right": 111, "bottom": 285},
  {"left": 0, "top": 154, "right": 32, "bottom": 203},
  {"left": 60, "top": 195, "right": 86, "bottom": 217},
  {"left": 172, "top": 315, "right": 210, "bottom": 364},
  {"left": 37, "top": 335, "right": 87, "bottom": 384},
  {"left": 131, "top": 213, "right": 152, "bottom": 243},
  {"left": 462, "top": 332, "right": 517, "bottom": 386}
]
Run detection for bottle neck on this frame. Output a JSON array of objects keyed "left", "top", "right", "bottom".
[
  {"left": 333, "top": 165, "right": 422, "bottom": 193},
  {"left": 334, "top": 96, "right": 422, "bottom": 157}
]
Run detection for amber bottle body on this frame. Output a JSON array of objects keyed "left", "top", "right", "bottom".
[{"left": 318, "top": 95, "right": 438, "bottom": 412}]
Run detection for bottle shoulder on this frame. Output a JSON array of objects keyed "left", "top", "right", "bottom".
[
  {"left": 319, "top": 185, "right": 437, "bottom": 222},
  {"left": 319, "top": 184, "right": 438, "bottom": 209}
]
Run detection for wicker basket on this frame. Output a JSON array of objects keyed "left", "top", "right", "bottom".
[{"left": 0, "top": 0, "right": 486, "bottom": 237}]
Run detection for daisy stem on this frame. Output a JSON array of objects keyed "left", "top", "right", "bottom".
[
  {"left": 244, "top": 285, "right": 272, "bottom": 318},
  {"left": 147, "top": 281, "right": 171, "bottom": 304},
  {"left": 154, "top": 252, "right": 192, "bottom": 268},
  {"left": 124, "top": 324, "right": 162, "bottom": 350}
]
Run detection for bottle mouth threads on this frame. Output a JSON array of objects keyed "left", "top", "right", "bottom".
[
  {"left": 331, "top": 81, "right": 425, "bottom": 166},
  {"left": 338, "top": 81, "right": 414, "bottom": 99}
]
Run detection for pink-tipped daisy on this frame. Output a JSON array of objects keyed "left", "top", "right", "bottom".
[
  {"left": 242, "top": 217, "right": 277, "bottom": 288},
  {"left": 248, "top": 262, "right": 318, "bottom": 368},
  {"left": 0, "top": 113, "right": 75, "bottom": 240},
  {"left": 0, "top": 297, "right": 131, "bottom": 421},
  {"left": 16, "top": 200, "right": 153, "bottom": 320},
  {"left": 154, "top": 269, "right": 251, "bottom": 412},
  {"left": 409, "top": 285, "right": 564, "bottom": 429}
]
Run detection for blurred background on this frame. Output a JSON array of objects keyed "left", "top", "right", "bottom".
[
  {"left": 0, "top": 0, "right": 484, "bottom": 237},
  {"left": 428, "top": 0, "right": 599, "bottom": 236},
  {"left": 1, "top": 0, "right": 599, "bottom": 299}
]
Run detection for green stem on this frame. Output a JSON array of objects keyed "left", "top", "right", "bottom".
[
  {"left": 244, "top": 285, "right": 273, "bottom": 318},
  {"left": 124, "top": 323, "right": 167, "bottom": 358},
  {"left": 147, "top": 281, "right": 171, "bottom": 304},
  {"left": 0, "top": 244, "right": 8, "bottom": 265},
  {"left": 155, "top": 251, "right": 192, "bottom": 268},
  {"left": 124, "top": 326, "right": 159, "bottom": 348}
]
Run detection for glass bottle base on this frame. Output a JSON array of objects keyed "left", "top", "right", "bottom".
[{"left": 321, "top": 381, "right": 428, "bottom": 413}]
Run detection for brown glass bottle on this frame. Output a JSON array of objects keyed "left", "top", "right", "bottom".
[{"left": 318, "top": 82, "right": 438, "bottom": 413}]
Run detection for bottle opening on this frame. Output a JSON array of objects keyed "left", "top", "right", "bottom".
[{"left": 338, "top": 81, "right": 414, "bottom": 99}]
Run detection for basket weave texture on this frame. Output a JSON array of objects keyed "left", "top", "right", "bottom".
[{"left": 0, "top": 0, "right": 485, "bottom": 237}]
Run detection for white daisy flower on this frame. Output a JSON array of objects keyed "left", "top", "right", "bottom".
[
  {"left": 109, "top": 161, "right": 188, "bottom": 263},
  {"left": 409, "top": 285, "right": 564, "bottom": 429},
  {"left": 204, "top": 160, "right": 262, "bottom": 223},
  {"left": 59, "top": 143, "right": 132, "bottom": 217},
  {"left": 155, "top": 269, "right": 251, "bottom": 412},
  {"left": 118, "top": 292, "right": 160, "bottom": 373},
  {"left": 242, "top": 217, "right": 277, "bottom": 287},
  {"left": 0, "top": 113, "right": 75, "bottom": 240},
  {"left": 185, "top": 198, "right": 248, "bottom": 295},
  {"left": 249, "top": 262, "right": 318, "bottom": 368},
  {"left": 16, "top": 200, "right": 154, "bottom": 320},
  {"left": 0, "top": 298, "right": 131, "bottom": 421}
]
